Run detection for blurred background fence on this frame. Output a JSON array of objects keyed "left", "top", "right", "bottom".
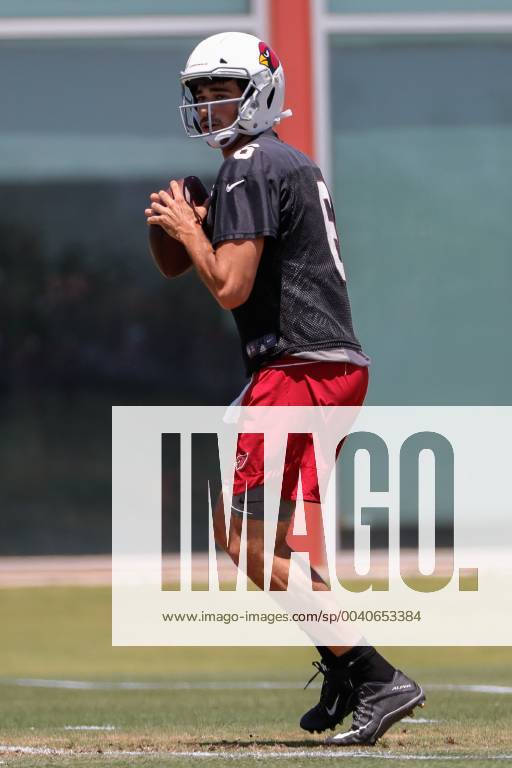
[{"left": 0, "top": 0, "right": 511, "bottom": 554}]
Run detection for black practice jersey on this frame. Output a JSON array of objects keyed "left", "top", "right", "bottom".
[{"left": 204, "top": 130, "right": 363, "bottom": 375}]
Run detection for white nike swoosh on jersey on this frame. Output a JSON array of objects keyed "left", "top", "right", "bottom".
[
  {"left": 326, "top": 695, "right": 340, "bottom": 716},
  {"left": 226, "top": 179, "right": 245, "bottom": 192}
]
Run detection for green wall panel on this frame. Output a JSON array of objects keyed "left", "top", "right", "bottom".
[
  {"left": 330, "top": 38, "right": 512, "bottom": 404},
  {"left": 0, "top": 38, "right": 221, "bottom": 180},
  {"left": 0, "top": 0, "right": 249, "bottom": 17},
  {"left": 329, "top": 0, "right": 512, "bottom": 13}
]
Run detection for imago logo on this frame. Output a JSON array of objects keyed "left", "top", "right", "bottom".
[
  {"left": 112, "top": 406, "right": 511, "bottom": 646},
  {"left": 160, "top": 419, "right": 478, "bottom": 595}
]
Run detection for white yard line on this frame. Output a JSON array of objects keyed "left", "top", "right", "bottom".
[
  {"left": 1, "top": 745, "right": 512, "bottom": 760},
  {"left": 401, "top": 718, "right": 439, "bottom": 724},
  {"left": 0, "top": 747, "right": 68, "bottom": 756},
  {"left": 63, "top": 725, "right": 116, "bottom": 731},
  {"left": 2, "top": 678, "right": 512, "bottom": 694},
  {"left": 427, "top": 683, "right": 512, "bottom": 695},
  {"left": 1, "top": 678, "right": 301, "bottom": 690}
]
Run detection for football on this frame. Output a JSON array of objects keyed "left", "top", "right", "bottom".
[{"left": 148, "top": 176, "right": 209, "bottom": 278}]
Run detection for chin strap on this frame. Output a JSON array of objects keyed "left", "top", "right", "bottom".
[
  {"left": 204, "top": 107, "right": 294, "bottom": 149},
  {"left": 204, "top": 128, "right": 239, "bottom": 149}
]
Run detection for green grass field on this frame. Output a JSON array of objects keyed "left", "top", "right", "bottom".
[{"left": 1, "top": 586, "right": 512, "bottom": 768}]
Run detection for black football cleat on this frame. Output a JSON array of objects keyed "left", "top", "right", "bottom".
[
  {"left": 300, "top": 661, "right": 355, "bottom": 733},
  {"left": 326, "top": 669, "right": 425, "bottom": 746}
]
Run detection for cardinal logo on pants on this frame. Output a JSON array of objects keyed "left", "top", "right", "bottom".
[{"left": 235, "top": 453, "right": 249, "bottom": 471}]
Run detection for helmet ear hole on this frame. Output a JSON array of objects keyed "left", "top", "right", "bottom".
[{"left": 266, "top": 87, "right": 275, "bottom": 109}]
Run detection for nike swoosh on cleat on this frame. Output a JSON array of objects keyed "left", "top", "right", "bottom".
[
  {"left": 226, "top": 179, "right": 245, "bottom": 192},
  {"left": 325, "top": 695, "right": 340, "bottom": 716},
  {"left": 330, "top": 726, "right": 365, "bottom": 741},
  {"left": 328, "top": 688, "right": 425, "bottom": 745}
]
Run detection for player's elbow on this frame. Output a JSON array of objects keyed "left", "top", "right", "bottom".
[
  {"left": 216, "top": 282, "right": 251, "bottom": 310},
  {"left": 217, "top": 292, "right": 247, "bottom": 310}
]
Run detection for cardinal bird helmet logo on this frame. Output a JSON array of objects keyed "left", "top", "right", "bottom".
[{"left": 258, "top": 41, "right": 279, "bottom": 73}]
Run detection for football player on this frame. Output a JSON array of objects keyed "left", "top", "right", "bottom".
[{"left": 145, "top": 32, "right": 424, "bottom": 746}]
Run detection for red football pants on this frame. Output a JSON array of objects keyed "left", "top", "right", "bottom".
[{"left": 233, "top": 360, "right": 369, "bottom": 502}]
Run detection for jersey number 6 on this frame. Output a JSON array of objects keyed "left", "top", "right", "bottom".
[
  {"left": 317, "top": 180, "right": 346, "bottom": 282},
  {"left": 233, "top": 143, "right": 260, "bottom": 160}
]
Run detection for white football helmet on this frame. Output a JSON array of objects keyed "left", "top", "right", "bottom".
[{"left": 179, "top": 32, "right": 292, "bottom": 148}]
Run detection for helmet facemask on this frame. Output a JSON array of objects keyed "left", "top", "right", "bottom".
[{"left": 179, "top": 76, "right": 253, "bottom": 149}]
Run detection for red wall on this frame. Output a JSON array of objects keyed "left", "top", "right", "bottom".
[{"left": 269, "top": 0, "right": 314, "bottom": 159}]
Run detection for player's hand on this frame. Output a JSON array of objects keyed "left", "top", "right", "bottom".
[
  {"left": 146, "top": 193, "right": 209, "bottom": 228},
  {"left": 144, "top": 181, "right": 198, "bottom": 242}
]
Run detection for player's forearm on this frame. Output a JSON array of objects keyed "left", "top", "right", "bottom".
[{"left": 180, "top": 227, "right": 233, "bottom": 307}]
